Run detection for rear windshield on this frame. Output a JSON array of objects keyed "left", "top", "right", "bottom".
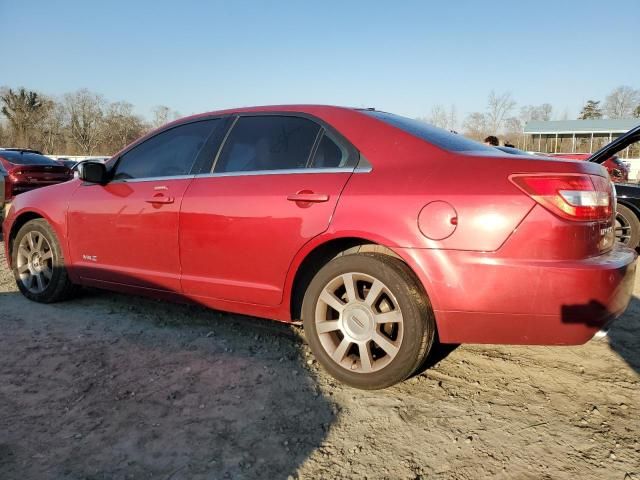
[
  {"left": 0, "top": 150, "right": 60, "bottom": 166},
  {"left": 362, "top": 110, "right": 497, "bottom": 153}
]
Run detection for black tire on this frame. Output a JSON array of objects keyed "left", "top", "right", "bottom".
[
  {"left": 302, "top": 253, "right": 435, "bottom": 390},
  {"left": 11, "top": 219, "right": 78, "bottom": 303},
  {"left": 616, "top": 203, "right": 640, "bottom": 249}
]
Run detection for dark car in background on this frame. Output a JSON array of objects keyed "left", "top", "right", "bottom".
[
  {"left": 546, "top": 152, "right": 630, "bottom": 183},
  {"left": 0, "top": 149, "right": 73, "bottom": 208},
  {"left": 495, "top": 127, "right": 640, "bottom": 249}
]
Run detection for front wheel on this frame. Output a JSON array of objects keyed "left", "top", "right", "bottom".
[
  {"left": 11, "top": 219, "right": 78, "bottom": 303},
  {"left": 615, "top": 203, "right": 640, "bottom": 249},
  {"left": 302, "top": 253, "right": 435, "bottom": 389}
]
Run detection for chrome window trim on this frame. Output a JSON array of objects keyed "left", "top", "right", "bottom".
[
  {"left": 109, "top": 174, "right": 196, "bottom": 184},
  {"left": 97, "top": 165, "right": 371, "bottom": 184},
  {"left": 194, "top": 167, "right": 356, "bottom": 178},
  {"left": 197, "top": 164, "right": 373, "bottom": 178}
]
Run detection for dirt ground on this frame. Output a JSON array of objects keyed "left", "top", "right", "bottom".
[{"left": 0, "top": 240, "right": 638, "bottom": 480}]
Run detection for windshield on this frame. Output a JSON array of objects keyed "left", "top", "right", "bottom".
[
  {"left": 0, "top": 150, "right": 61, "bottom": 166},
  {"left": 362, "top": 110, "right": 497, "bottom": 153}
]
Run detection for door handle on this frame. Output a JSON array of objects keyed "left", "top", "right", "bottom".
[
  {"left": 146, "top": 195, "right": 175, "bottom": 204},
  {"left": 287, "top": 192, "right": 330, "bottom": 203}
]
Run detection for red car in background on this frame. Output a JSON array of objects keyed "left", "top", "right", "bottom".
[
  {"left": 0, "top": 149, "right": 73, "bottom": 203},
  {"left": 2, "top": 106, "right": 637, "bottom": 389},
  {"left": 547, "top": 152, "right": 630, "bottom": 183}
]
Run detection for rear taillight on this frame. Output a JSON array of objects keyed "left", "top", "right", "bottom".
[
  {"left": 3, "top": 176, "right": 12, "bottom": 201},
  {"left": 510, "top": 174, "right": 613, "bottom": 221}
]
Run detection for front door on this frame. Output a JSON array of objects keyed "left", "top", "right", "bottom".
[{"left": 67, "top": 119, "right": 221, "bottom": 292}]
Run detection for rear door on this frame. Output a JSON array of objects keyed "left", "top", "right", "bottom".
[
  {"left": 67, "top": 119, "right": 222, "bottom": 292},
  {"left": 179, "top": 114, "right": 358, "bottom": 306}
]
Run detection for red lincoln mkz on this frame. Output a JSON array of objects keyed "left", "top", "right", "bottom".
[{"left": 3, "top": 106, "right": 637, "bottom": 389}]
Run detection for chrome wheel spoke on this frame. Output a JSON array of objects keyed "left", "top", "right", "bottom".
[
  {"left": 42, "top": 266, "right": 53, "bottom": 280},
  {"left": 35, "top": 234, "right": 43, "bottom": 252},
  {"left": 27, "top": 232, "right": 36, "bottom": 250},
  {"left": 18, "top": 247, "right": 30, "bottom": 260},
  {"left": 320, "top": 289, "right": 346, "bottom": 313},
  {"left": 374, "top": 310, "right": 402, "bottom": 324},
  {"left": 364, "top": 279, "right": 384, "bottom": 306},
  {"left": 358, "top": 342, "right": 374, "bottom": 372},
  {"left": 41, "top": 250, "right": 53, "bottom": 261},
  {"left": 35, "top": 273, "right": 45, "bottom": 292},
  {"left": 18, "top": 263, "right": 30, "bottom": 274},
  {"left": 316, "top": 320, "right": 340, "bottom": 334},
  {"left": 332, "top": 338, "right": 351, "bottom": 362},
  {"left": 342, "top": 273, "right": 358, "bottom": 303},
  {"left": 373, "top": 332, "right": 399, "bottom": 357}
]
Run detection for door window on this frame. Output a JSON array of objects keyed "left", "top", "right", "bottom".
[
  {"left": 214, "top": 116, "right": 320, "bottom": 173},
  {"left": 113, "top": 120, "right": 219, "bottom": 180},
  {"left": 309, "top": 133, "right": 348, "bottom": 168}
]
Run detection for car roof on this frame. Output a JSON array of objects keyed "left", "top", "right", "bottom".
[{"left": 169, "top": 104, "right": 359, "bottom": 124}]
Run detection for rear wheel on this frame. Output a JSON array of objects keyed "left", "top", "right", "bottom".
[
  {"left": 11, "top": 219, "right": 78, "bottom": 303},
  {"left": 615, "top": 203, "right": 640, "bottom": 249},
  {"left": 302, "top": 253, "right": 435, "bottom": 389}
]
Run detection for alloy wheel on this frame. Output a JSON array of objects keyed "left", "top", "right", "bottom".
[
  {"left": 615, "top": 212, "right": 632, "bottom": 245},
  {"left": 16, "top": 231, "right": 54, "bottom": 294},
  {"left": 314, "top": 272, "right": 404, "bottom": 373}
]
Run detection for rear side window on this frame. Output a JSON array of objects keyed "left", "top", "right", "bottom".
[
  {"left": 310, "top": 133, "right": 348, "bottom": 168},
  {"left": 0, "top": 151, "right": 60, "bottom": 166},
  {"left": 215, "top": 116, "right": 320, "bottom": 173},
  {"left": 114, "top": 120, "right": 219, "bottom": 180},
  {"left": 363, "top": 111, "right": 496, "bottom": 153}
]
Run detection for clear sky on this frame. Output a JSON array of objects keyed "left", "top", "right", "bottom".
[{"left": 1, "top": 0, "right": 638, "bottom": 123}]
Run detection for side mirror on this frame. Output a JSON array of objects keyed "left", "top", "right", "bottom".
[{"left": 78, "top": 161, "right": 108, "bottom": 184}]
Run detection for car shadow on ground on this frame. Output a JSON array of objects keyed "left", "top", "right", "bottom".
[
  {"left": 0, "top": 288, "right": 336, "bottom": 479},
  {"left": 606, "top": 296, "right": 640, "bottom": 374},
  {"left": 562, "top": 291, "right": 640, "bottom": 376}
]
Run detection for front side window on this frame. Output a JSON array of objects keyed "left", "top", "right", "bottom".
[
  {"left": 215, "top": 116, "right": 320, "bottom": 173},
  {"left": 113, "top": 120, "right": 218, "bottom": 180}
]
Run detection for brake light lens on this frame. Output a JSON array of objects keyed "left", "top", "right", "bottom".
[
  {"left": 3, "top": 175, "right": 12, "bottom": 201},
  {"left": 510, "top": 174, "right": 613, "bottom": 221}
]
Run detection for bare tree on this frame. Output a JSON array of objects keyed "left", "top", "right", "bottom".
[
  {"left": 463, "top": 112, "right": 489, "bottom": 140},
  {"left": 520, "top": 104, "right": 552, "bottom": 124},
  {"left": 102, "top": 101, "right": 148, "bottom": 154},
  {"left": 0, "top": 120, "right": 7, "bottom": 146},
  {"left": 604, "top": 86, "right": 640, "bottom": 119},
  {"left": 151, "top": 105, "right": 180, "bottom": 129},
  {"left": 37, "top": 100, "right": 66, "bottom": 154},
  {"left": 428, "top": 104, "right": 448, "bottom": 129},
  {"left": 63, "top": 89, "right": 106, "bottom": 154},
  {"left": 425, "top": 104, "right": 457, "bottom": 131},
  {"left": 0, "top": 87, "right": 48, "bottom": 147},
  {"left": 447, "top": 105, "right": 458, "bottom": 132},
  {"left": 503, "top": 117, "right": 523, "bottom": 146},
  {"left": 486, "top": 91, "right": 516, "bottom": 133}
]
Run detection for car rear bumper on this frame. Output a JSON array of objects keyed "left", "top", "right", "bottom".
[{"left": 398, "top": 244, "right": 637, "bottom": 345}]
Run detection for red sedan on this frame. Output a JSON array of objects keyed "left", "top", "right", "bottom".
[{"left": 3, "top": 106, "right": 637, "bottom": 389}]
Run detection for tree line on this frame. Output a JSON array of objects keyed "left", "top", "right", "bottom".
[
  {"left": 425, "top": 85, "right": 640, "bottom": 143},
  {"left": 1, "top": 84, "right": 639, "bottom": 155},
  {"left": 0, "top": 87, "right": 179, "bottom": 155}
]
